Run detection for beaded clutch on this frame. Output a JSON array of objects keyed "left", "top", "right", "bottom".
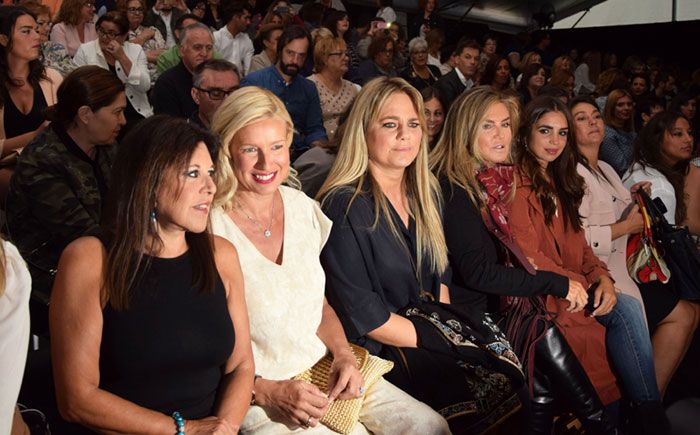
[{"left": 293, "top": 343, "right": 394, "bottom": 434}]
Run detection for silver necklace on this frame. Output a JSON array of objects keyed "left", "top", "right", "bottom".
[{"left": 235, "top": 196, "right": 275, "bottom": 238}]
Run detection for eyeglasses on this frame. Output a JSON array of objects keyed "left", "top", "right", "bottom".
[
  {"left": 195, "top": 86, "right": 239, "bottom": 100},
  {"left": 97, "top": 28, "right": 121, "bottom": 39},
  {"left": 328, "top": 51, "right": 349, "bottom": 57},
  {"left": 126, "top": 7, "right": 144, "bottom": 14}
]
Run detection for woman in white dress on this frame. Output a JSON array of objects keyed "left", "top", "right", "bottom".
[{"left": 209, "top": 86, "right": 449, "bottom": 434}]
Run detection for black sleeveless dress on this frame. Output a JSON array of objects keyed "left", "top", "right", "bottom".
[{"left": 99, "top": 250, "right": 235, "bottom": 419}]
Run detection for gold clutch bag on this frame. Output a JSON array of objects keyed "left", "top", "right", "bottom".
[{"left": 293, "top": 343, "right": 394, "bottom": 434}]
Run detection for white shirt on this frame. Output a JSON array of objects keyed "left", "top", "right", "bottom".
[
  {"left": 151, "top": 7, "right": 175, "bottom": 48},
  {"left": 455, "top": 66, "right": 474, "bottom": 90},
  {"left": 210, "top": 186, "right": 331, "bottom": 379},
  {"left": 74, "top": 40, "right": 153, "bottom": 117},
  {"left": 623, "top": 162, "right": 677, "bottom": 224},
  {"left": 0, "top": 241, "right": 31, "bottom": 434},
  {"left": 214, "top": 26, "right": 254, "bottom": 76}
]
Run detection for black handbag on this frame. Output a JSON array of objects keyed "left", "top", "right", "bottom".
[{"left": 639, "top": 190, "right": 700, "bottom": 301}]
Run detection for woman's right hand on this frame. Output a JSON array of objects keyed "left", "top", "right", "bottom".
[
  {"left": 623, "top": 204, "right": 644, "bottom": 235},
  {"left": 564, "top": 279, "right": 588, "bottom": 313},
  {"left": 258, "top": 379, "right": 330, "bottom": 428},
  {"left": 185, "top": 416, "right": 237, "bottom": 434}
]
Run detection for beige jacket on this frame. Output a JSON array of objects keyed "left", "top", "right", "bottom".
[
  {"left": 0, "top": 68, "right": 63, "bottom": 156},
  {"left": 577, "top": 161, "right": 645, "bottom": 311}
]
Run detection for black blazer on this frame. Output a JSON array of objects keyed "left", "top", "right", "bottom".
[{"left": 434, "top": 69, "right": 466, "bottom": 110}]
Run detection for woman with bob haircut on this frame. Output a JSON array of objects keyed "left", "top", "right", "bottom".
[
  {"left": 209, "top": 85, "right": 448, "bottom": 434},
  {"left": 50, "top": 0, "right": 97, "bottom": 57},
  {"left": 600, "top": 88, "right": 636, "bottom": 176},
  {"left": 430, "top": 86, "right": 612, "bottom": 433},
  {"left": 570, "top": 95, "right": 698, "bottom": 399},
  {"left": 318, "top": 77, "right": 524, "bottom": 434},
  {"left": 510, "top": 96, "right": 670, "bottom": 432},
  {"left": 50, "top": 115, "right": 254, "bottom": 434},
  {"left": 308, "top": 35, "right": 358, "bottom": 140},
  {"left": 6, "top": 66, "right": 124, "bottom": 298}
]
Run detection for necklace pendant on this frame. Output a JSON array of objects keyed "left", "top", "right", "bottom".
[{"left": 264, "top": 229, "right": 272, "bottom": 238}]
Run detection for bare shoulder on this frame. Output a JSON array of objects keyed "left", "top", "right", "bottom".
[
  {"left": 59, "top": 236, "right": 106, "bottom": 271},
  {"left": 212, "top": 235, "right": 240, "bottom": 273}
]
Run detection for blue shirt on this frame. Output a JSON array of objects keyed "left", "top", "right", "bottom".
[
  {"left": 241, "top": 65, "right": 327, "bottom": 157},
  {"left": 600, "top": 125, "right": 637, "bottom": 177}
]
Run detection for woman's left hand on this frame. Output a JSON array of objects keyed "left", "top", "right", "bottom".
[
  {"left": 104, "top": 40, "right": 126, "bottom": 60},
  {"left": 591, "top": 276, "right": 617, "bottom": 317},
  {"left": 327, "top": 350, "right": 364, "bottom": 401}
]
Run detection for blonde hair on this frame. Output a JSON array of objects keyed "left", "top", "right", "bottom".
[
  {"left": 313, "top": 36, "right": 346, "bottom": 72},
  {"left": 317, "top": 77, "right": 448, "bottom": 274},
  {"left": 211, "top": 86, "right": 299, "bottom": 209},
  {"left": 429, "top": 86, "right": 520, "bottom": 207}
]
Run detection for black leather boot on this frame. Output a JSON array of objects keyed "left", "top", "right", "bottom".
[
  {"left": 534, "top": 326, "right": 617, "bottom": 434},
  {"left": 525, "top": 366, "right": 555, "bottom": 434}
]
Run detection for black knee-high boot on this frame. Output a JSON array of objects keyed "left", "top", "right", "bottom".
[{"left": 530, "top": 326, "right": 617, "bottom": 434}]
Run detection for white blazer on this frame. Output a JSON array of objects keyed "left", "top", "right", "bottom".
[{"left": 74, "top": 40, "right": 153, "bottom": 118}]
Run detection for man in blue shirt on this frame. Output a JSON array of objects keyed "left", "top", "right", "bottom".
[{"left": 241, "top": 25, "right": 327, "bottom": 160}]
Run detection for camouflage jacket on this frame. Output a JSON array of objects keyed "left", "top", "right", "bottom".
[{"left": 6, "top": 125, "right": 116, "bottom": 293}]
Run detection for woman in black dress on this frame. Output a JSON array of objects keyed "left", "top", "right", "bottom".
[{"left": 50, "top": 116, "right": 254, "bottom": 434}]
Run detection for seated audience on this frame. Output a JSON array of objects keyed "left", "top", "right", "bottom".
[
  {"left": 6, "top": 66, "right": 124, "bottom": 296},
  {"left": 594, "top": 68, "right": 627, "bottom": 111},
  {"left": 430, "top": 86, "right": 610, "bottom": 433},
  {"left": 480, "top": 54, "right": 513, "bottom": 92},
  {"left": 477, "top": 33, "right": 497, "bottom": 76},
  {"left": 623, "top": 111, "right": 694, "bottom": 227},
  {"left": 50, "top": 115, "right": 254, "bottom": 433},
  {"left": 152, "top": 22, "right": 213, "bottom": 117},
  {"left": 510, "top": 96, "right": 669, "bottom": 432},
  {"left": 201, "top": 0, "right": 223, "bottom": 29},
  {"left": 322, "top": 9, "right": 360, "bottom": 82},
  {"left": 0, "top": 5, "right": 63, "bottom": 202},
  {"left": 356, "top": 32, "right": 397, "bottom": 85},
  {"left": 213, "top": 1, "right": 253, "bottom": 76},
  {"left": 74, "top": 11, "right": 153, "bottom": 126},
  {"left": 375, "top": 0, "right": 396, "bottom": 23},
  {"left": 50, "top": 0, "right": 97, "bottom": 57},
  {"left": 517, "top": 62, "right": 546, "bottom": 107},
  {"left": 435, "top": 38, "right": 479, "bottom": 110},
  {"left": 550, "top": 55, "right": 574, "bottom": 78},
  {"left": 20, "top": 0, "right": 77, "bottom": 77},
  {"left": 600, "top": 88, "right": 637, "bottom": 176},
  {"left": 249, "top": 23, "right": 282, "bottom": 73},
  {"left": 425, "top": 28, "right": 444, "bottom": 71},
  {"left": 209, "top": 85, "right": 450, "bottom": 434},
  {"left": 142, "top": 0, "right": 185, "bottom": 49},
  {"left": 0, "top": 238, "right": 32, "bottom": 434},
  {"left": 420, "top": 86, "right": 446, "bottom": 149},
  {"left": 318, "top": 77, "right": 524, "bottom": 434},
  {"left": 187, "top": 0, "right": 207, "bottom": 20},
  {"left": 119, "top": 0, "right": 166, "bottom": 82},
  {"left": 241, "top": 25, "right": 327, "bottom": 160},
  {"left": 155, "top": 14, "right": 205, "bottom": 74},
  {"left": 515, "top": 51, "right": 542, "bottom": 87},
  {"left": 571, "top": 95, "right": 698, "bottom": 398},
  {"left": 400, "top": 37, "right": 441, "bottom": 92},
  {"left": 409, "top": 0, "right": 442, "bottom": 39},
  {"left": 550, "top": 69, "right": 575, "bottom": 99},
  {"left": 190, "top": 59, "right": 240, "bottom": 128},
  {"left": 574, "top": 50, "right": 599, "bottom": 95},
  {"left": 634, "top": 95, "right": 665, "bottom": 131},
  {"left": 538, "top": 84, "right": 570, "bottom": 103},
  {"left": 308, "top": 36, "right": 358, "bottom": 141},
  {"left": 669, "top": 93, "right": 697, "bottom": 131}
]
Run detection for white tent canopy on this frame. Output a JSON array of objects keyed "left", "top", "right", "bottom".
[{"left": 553, "top": 0, "right": 700, "bottom": 28}]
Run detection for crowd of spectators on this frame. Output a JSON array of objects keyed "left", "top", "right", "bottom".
[{"left": 1, "top": 0, "right": 699, "bottom": 434}]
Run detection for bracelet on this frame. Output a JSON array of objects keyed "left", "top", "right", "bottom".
[{"left": 172, "top": 411, "right": 185, "bottom": 435}]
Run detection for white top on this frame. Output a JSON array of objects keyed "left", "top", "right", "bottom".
[
  {"left": 152, "top": 7, "right": 176, "bottom": 48},
  {"left": 210, "top": 186, "right": 331, "bottom": 379},
  {"left": 213, "top": 26, "right": 254, "bottom": 76},
  {"left": 0, "top": 241, "right": 32, "bottom": 434},
  {"left": 74, "top": 40, "right": 153, "bottom": 117},
  {"left": 623, "top": 162, "right": 677, "bottom": 224},
  {"left": 376, "top": 7, "right": 397, "bottom": 23}
]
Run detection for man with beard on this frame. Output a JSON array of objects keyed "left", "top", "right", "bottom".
[
  {"left": 241, "top": 25, "right": 327, "bottom": 160},
  {"left": 144, "top": 0, "right": 186, "bottom": 48},
  {"left": 152, "top": 23, "right": 214, "bottom": 117}
]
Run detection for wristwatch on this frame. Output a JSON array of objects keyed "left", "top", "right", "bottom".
[{"left": 250, "top": 374, "right": 262, "bottom": 405}]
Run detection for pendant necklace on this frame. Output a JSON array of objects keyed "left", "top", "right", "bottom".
[{"left": 235, "top": 196, "right": 275, "bottom": 238}]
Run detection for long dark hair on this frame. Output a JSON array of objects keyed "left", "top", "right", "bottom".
[
  {"left": 45, "top": 66, "right": 125, "bottom": 128},
  {"left": 633, "top": 111, "right": 692, "bottom": 223},
  {"left": 516, "top": 95, "right": 584, "bottom": 231},
  {"left": 0, "top": 6, "right": 47, "bottom": 108},
  {"left": 322, "top": 9, "right": 350, "bottom": 42},
  {"left": 102, "top": 116, "right": 219, "bottom": 310},
  {"left": 481, "top": 54, "right": 508, "bottom": 88}
]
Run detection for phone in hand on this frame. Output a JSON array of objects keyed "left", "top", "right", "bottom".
[{"left": 584, "top": 281, "right": 600, "bottom": 314}]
